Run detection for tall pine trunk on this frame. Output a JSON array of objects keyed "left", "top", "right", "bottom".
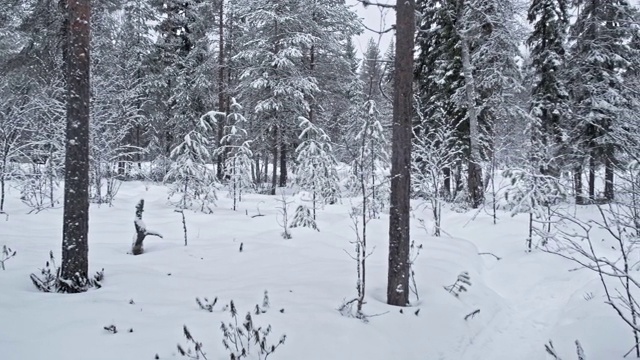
[
  {"left": 60, "top": 0, "right": 91, "bottom": 292},
  {"left": 574, "top": 164, "right": 584, "bottom": 205},
  {"left": 279, "top": 140, "right": 287, "bottom": 187},
  {"left": 216, "top": 0, "right": 226, "bottom": 181},
  {"left": 589, "top": 152, "right": 596, "bottom": 201},
  {"left": 443, "top": 167, "right": 451, "bottom": 200},
  {"left": 458, "top": 2, "right": 484, "bottom": 209},
  {"left": 387, "top": 0, "right": 415, "bottom": 307},
  {"left": 604, "top": 144, "right": 614, "bottom": 201},
  {"left": 271, "top": 126, "right": 278, "bottom": 195}
]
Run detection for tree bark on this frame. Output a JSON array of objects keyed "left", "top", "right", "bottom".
[
  {"left": 60, "top": 0, "right": 91, "bottom": 292},
  {"left": 604, "top": 144, "right": 614, "bottom": 201},
  {"left": 271, "top": 126, "right": 278, "bottom": 195},
  {"left": 387, "top": 0, "right": 415, "bottom": 307},
  {"left": 216, "top": 0, "right": 226, "bottom": 180},
  {"left": 574, "top": 164, "right": 584, "bottom": 205},
  {"left": 589, "top": 152, "right": 596, "bottom": 201},
  {"left": 443, "top": 167, "right": 451, "bottom": 199},
  {"left": 458, "top": 1, "right": 484, "bottom": 209},
  {"left": 279, "top": 138, "right": 287, "bottom": 187}
]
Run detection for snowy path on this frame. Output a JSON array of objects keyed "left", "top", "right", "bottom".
[{"left": 460, "top": 250, "right": 592, "bottom": 360}]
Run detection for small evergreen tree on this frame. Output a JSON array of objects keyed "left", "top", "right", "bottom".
[
  {"left": 294, "top": 118, "right": 340, "bottom": 219},
  {"left": 165, "top": 117, "right": 218, "bottom": 214},
  {"left": 412, "top": 111, "right": 462, "bottom": 236},
  {"left": 218, "top": 98, "right": 254, "bottom": 211},
  {"left": 348, "top": 100, "right": 390, "bottom": 220}
]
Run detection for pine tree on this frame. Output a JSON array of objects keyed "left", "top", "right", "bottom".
[
  {"left": 415, "top": 0, "right": 466, "bottom": 199},
  {"left": 360, "top": 38, "right": 385, "bottom": 104},
  {"left": 233, "top": 0, "right": 319, "bottom": 194},
  {"left": 348, "top": 100, "right": 390, "bottom": 220},
  {"left": 148, "top": 0, "right": 215, "bottom": 178},
  {"left": 568, "top": 0, "right": 640, "bottom": 202},
  {"left": 118, "top": 0, "right": 158, "bottom": 167},
  {"left": 527, "top": 0, "right": 570, "bottom": 172},
  {"left": 165, "top": 117, "right": 218, "bottom": 213},
  {"left": 218, "top": 98, "right": 254, "bottom": 211},
  {"left": 295, "top": 118, "right": 340, "bottom": 220},
  {"left": 387, "top": 0, "right": 415, "bottom": 307},
  {"left": 60, "top": 0, "right": 92, "bottom": 293}
]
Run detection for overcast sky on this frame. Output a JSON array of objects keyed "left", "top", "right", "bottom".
[
  {"left": 348, "top": 0, "right": 640, "bottom": 60},
  {"left": 348, "top": 0, "right": 395, "bottom": 57}
]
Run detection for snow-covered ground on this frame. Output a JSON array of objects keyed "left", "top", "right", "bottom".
[{"left": 0, "top": 181, "right": 631, "bottom": 360}]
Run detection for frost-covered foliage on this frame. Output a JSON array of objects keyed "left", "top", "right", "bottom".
[
  {"left": 347, "top": 100, "right": 390, "bottom": 219},
  {"left": 220, "top": 300, "right": 286, "bottom": 360},
  {"left": 567, "top": 0, "right": 640, "bottom": 201},
  {"left": 30, "top": 251, "right": 104, "bottom": 293},
  {"left": 290, "top": 204, "right": 318, "bottom": 231},
  {"left": 412, "top": 109, "right": 462, "bottom": 236},
  {"left": 545, "top": 340, "right": 587, "bottom": 360},
  {"left": 179, "top": 299, "right": 286, "bottom": 360},
  {"left": 19, "top": 163, "right": 61, "bottom": 213},
  {"left": 444, "top": 271, "right": 471, "bottom": 298},
  {"left": 216, "top": 99, "right": 254, "bottom": 211},
  {"left": 295, "top": 118, "right": 340, "bottom": 219},
  {"left": 502, "top": 164, "right": 566, "bottom": 249},
  {"left": 1, "top": 245, "right": 16, "bottom": 270},
  {"left": 165, "top": 117, "right": 218, "bottom": 213},
  {"left": 527, "top": 0, "right": 570, "bottom": 177}
]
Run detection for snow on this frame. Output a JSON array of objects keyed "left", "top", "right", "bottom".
[{"left": 0, "top": 181, "right": 632, "bottom": 360}]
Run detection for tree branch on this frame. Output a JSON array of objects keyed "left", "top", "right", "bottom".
[{"left": 356, "top": 0, "right": 396, "bottom": 9}]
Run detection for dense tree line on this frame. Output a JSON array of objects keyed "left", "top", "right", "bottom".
[{"left": 2, "top": 0, "right": 640, "bottom": 308}]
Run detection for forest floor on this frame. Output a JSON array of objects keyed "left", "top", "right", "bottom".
[{"left": 0, "top": 181, "right": 632, "bottom": 360}]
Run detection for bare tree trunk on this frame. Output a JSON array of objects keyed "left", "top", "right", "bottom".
[
  {"left": 458, "top": 3, "right": 484, "bottom": 209},
  {"left": 589, "top": 152, "right": 596, "bottom": 201},
  {"left": 279, "top": 139, "right": 287, "bottom": 187},
  {"left": 387, "top": 0, "right": 415, "bottom": 307},
  {"left": 216, "top": 0, "right": 226, "bottom": 180},
  {"left": 443, "top": 167, "right": 451, "bottom": 200},
  {"left": 604, "top": 144, "right": 614, "bottom": 201},
  {"left": 263, "top": 150, "right": 269, "bottom": 186},
  {"left": 60, "top": 0, "right": 91, "bottom": 292},
  {"left": 255, "top": 155, "right": 261, "bottom": 184},
  {"left": 574, "top": 164, "right": 584, "bottom": 205},
  {"left": 271, "top": 126, "right": 278, "bottom": 195}
]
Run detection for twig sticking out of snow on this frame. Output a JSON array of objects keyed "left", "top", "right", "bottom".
[
  {"left": 444, "top": 271, "right": 471, "bottom": 297},
  {"left": 0, "top": 245, "right": 16, "bottom": 270},
  {"left": 478, "top": 252, "right": 502, "bottom": 260},
  {"left": 464, "top": 309, "right": 480, "bottom": 321}
]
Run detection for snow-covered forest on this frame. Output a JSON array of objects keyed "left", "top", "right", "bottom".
[{"left": 1, "top": 0, "right": 640, "bottom": 359}]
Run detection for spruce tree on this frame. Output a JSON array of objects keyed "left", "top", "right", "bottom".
[
  {"left": 415, "top": 0, "right": 466, "bottom": 199},
  {"left": 568, "top": 0, "right": 640, "bottom": 201},
  {"left": 527, "top": 0, "right": 570, "bottom": 170},
  {"left": 295, "top": 119, "right": 340, "bottom": 219}
]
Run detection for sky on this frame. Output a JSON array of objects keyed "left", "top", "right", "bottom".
[{"left": 348, "top": 0, "right": 395, "bottom": 57}]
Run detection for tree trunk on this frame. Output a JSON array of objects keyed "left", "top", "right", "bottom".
[
  {"left": 263, "top": 150, "right": 269, "bottom": 187},
  {"left": 0, "top": 151, "right": 6, "bottom": 212},
  {"left": 215, "top": 3, "right": 226, "bottom": 181},
  {"left": 255, "top": 155, "right": 261, "bottom": 184},
  {"left": 574, "top": 164, "right": 584, "bottom": 205},
  {"left": 60, "top": 0, "right": 91, "bottom": 292},
  {"left": 604, "top": 144, "right": 614, "bottom": 201},
  {"left": 387, "top": 0, "right": 415, "bottom": 307},
  {"left": 279, "top": 139, "right": 287, "bottom": 187},
  {"left": 443, "top": 167, "right": 451, "bottom": 200},
  {"left": 589, "top": 152, "right": 596, "bottom": 201},
  {"left": 458, "top": 3, "right": 484, "bottom": 209},
  {"left": 271, "top": 127, "right": 278, "bottom": 195}
]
